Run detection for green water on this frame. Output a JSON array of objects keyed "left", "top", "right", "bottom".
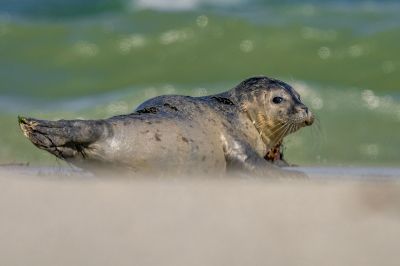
[{"left": 0, "top": 1, "right": 399, "bottom": 166}]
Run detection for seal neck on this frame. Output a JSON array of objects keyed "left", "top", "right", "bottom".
[
  {"left": 245, "top": 108, "right": 289, "bottom": 150},
  {"left": 245, "top": 110, "right": 271, "bottom": 147}
]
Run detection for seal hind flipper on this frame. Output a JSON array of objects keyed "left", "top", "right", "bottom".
[{"left": 18, "top": 116, "right": 110, "bottom": 160}]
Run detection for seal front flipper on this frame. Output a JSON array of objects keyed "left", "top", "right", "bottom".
[
  {"left": 18, "top": 116, "right": 112, "bottom": 160},
  {"left": 224, "top": 140, "right": 307, "bottom": 179}
]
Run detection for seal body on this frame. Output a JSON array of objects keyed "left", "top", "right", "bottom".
[{"left": 19, "top": 76, "right": 314, "bottom": 177}]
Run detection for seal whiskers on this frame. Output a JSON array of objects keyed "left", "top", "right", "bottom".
[{"left": 261, "top": 121, "right": 291, "bottom": 147}]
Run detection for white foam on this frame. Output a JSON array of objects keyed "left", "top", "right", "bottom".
[{"left": 134, "top": 0, "right": 244, "bottom": 11}]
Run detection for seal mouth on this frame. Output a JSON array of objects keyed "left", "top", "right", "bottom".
[
  {"left": 304, "top": 114, "right": 315, "bottom": 126},
  {"left": 305, "top": 120, "right": 313, "bottom": 126}
]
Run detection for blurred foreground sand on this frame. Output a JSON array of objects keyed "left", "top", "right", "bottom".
[{"left": 1, "top": 167, "right": 400, "bottom": 266}]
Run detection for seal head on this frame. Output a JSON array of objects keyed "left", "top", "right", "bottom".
[{"left": 233, "top": 77, "right": 314, "bottom": 149}]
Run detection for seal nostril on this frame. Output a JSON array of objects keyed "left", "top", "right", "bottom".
[{"left": 297, "top": 105, "right": 308, "bottom": 114}]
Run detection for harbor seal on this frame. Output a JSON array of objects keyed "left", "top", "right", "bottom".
[{"left": 18, "top": 76, "right": 314, "bottom": 177}]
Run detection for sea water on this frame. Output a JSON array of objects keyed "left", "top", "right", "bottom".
[{"left": 0, "top": 0, "right": 399, "bottom": 166}]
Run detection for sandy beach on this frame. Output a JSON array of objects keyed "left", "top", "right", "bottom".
[
  {"left": 1, "top": 166, "right": 399, "bottom": 266},
  {"left": 1, "top": 0, "right": 399, "bottom": 264}
]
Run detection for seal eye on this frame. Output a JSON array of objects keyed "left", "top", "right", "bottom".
[{"left": 272, "top": 97, "right": 284, "bottom": 104}]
